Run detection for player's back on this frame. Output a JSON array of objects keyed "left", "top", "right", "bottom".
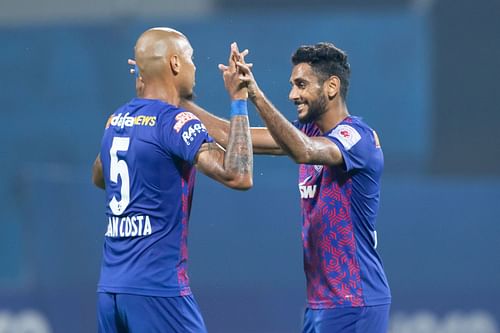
[{"left": 97, "top": 97, "right": 210, "bottom": 297}]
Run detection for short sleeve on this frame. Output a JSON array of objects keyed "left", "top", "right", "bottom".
[
  {"left": 293, "top": 120, "right": 322, "bottom": 136},
  {"left": 161, "top": 110, "right": 214, "bottom": 164},
  {"left": 325, "top": 123, "right": 373, "bottom": 172}
]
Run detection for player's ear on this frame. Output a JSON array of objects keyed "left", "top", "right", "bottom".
[
  {"left": 326, "top": 75, "right": 340, "bottom": 99},
  {"left": 170, "top": 55, "right": 181, "bottom": 75}
]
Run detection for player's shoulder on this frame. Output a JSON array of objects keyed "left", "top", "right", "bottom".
[
  {"left": 328, "top": 116, "right": 380, "bottom": 150},
  {"left": 294, "top": 120, "right": 322, "bottom": 136}
]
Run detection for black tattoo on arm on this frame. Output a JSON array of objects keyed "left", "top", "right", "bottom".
[{"left": 225, "top": 115, "right": 253, "bottom": 176}]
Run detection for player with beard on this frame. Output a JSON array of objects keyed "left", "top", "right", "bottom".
[{"left": 181, "top": 42, "right": 391, "bottom": 332}]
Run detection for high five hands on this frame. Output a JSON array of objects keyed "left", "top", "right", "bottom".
[{"left": 219, "top": 42, "right": 259, "bottom": 100}]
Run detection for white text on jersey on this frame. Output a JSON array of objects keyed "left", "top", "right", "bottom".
[
  {"left": 105, "top": 215, "right": 153, "bottom": 238},
  {"left": 299, "top": 185, "right": 317, "bottom": 199},
  {"left": 182, "top": 123, "right": 207, "bottom": 145}
]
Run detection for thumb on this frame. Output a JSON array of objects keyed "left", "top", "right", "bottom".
[{"left": 218, "top": 64, "right": 228, "bottom": 72}]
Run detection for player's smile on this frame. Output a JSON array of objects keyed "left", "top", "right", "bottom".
[{"left": 295, "top": 101, "right": 307, "bottom": 113}]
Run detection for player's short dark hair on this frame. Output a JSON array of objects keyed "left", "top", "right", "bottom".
[{"left": 291, "top": 42, "right": 351, "bottom": 100}]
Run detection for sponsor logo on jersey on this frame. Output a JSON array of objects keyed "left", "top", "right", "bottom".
[
  {"left": 105, "top": 215, "right": 153, "bottom": 238},
  {"left": 329, "top": 124, "right": 361, "bottom": 150},
  {"left": 105, "top": 113, "right": 156, "bottom": 129},
  {"left": 182, "top": 123, "right": 207, "bottom": 145},
  {"left": 174, "top": 112, "right": 199, "bottom": 132},
  {"left": 299, "top": 176, "right": 317, "bottom": 199}
]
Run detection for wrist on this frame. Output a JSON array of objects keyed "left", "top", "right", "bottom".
[
  {"left": 231, "top": 90, "right": 248, "bottom": 101},
  {"left": 230, "top": 99, "right": 248, "bottom": 117},
  {"left": 249, "top": 86, "right": 263, "bottom": 103}
]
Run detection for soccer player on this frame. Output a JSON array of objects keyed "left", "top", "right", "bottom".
[
  {"left": 183, "top": 43, "right": 391, "bottom": 332},
  {"left": 91, "top": 28, "right": 253, "bottom": 333}
]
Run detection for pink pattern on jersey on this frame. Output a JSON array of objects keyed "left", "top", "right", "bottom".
[
  {"left": 299, "top": 122, "right": 364, "bottom": 309},
  {"left": 178, "top": 162, "right": 196, "bottom": 296}
]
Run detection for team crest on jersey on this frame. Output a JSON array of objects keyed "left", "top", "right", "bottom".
[
  {"left": 174, "top": 112, "right": 200, "bottom": 132},
  {"left": 329, "top": 124, "right": 361, "bottom": 150}
]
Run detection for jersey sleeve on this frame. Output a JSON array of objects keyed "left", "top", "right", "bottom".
[
  {"left": 293, "top": 120, "right": 322, "bottom": 136},
  {"left": 326, "top": 123, "right": 374, "bottom": 172},
  {"left": 160, "top": 110, "right": 214, "bottom": 164}
]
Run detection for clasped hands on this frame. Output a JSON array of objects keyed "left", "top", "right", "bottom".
[{"left": 218, "top": 42, "right": 256, "bottom": 101}]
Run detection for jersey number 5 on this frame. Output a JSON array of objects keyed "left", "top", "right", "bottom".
[{"left": 109, "top": 137, "right": 130, "bottom": 215}]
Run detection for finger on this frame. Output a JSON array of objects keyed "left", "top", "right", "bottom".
[
  {"left": 218, "top": 64, "right": 228, "bottom": 72},
  {"left": 236, "top": 61, "right": 251, "bottom": 74},
  {"left": 128, "top": 58, "right": 136, "bottom": 65},
  {"left": 233, "top": 42, "right": 241, "bottom": 55},
  {"left": 239, "top": 49, "right": 249, "bottom": 64},
  {"left": 239, "top": 74, "right": 250, "bottom": 81},
  {"left": 228, "top": 43, "right": 237, "bottom": 71}
]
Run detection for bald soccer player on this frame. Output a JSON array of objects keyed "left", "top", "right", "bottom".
[{"left": 91, "top": 28, "right": 253, "bottom": 333}]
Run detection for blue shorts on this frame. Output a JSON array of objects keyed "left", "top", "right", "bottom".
[
  {"left": 303, "top": 304, "right": 390, "bottom": 333},
  {"left": 97, "top": 292, "right": 208, "bottom": 333}
]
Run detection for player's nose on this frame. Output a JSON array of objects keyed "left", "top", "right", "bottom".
[{"left": 289, "top": 86, "right": 299, "bottom": 101}]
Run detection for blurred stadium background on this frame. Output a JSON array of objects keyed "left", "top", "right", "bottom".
[{"left": 1, "top": 0, "right": 499, "bottom": 332}]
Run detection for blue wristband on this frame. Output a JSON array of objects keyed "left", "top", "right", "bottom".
[{"left": 230, "top": 99, "right": 248, "bottom": 117}]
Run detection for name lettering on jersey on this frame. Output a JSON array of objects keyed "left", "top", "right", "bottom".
[
  {"left": 105, "top": 113, "right": 156, "bottom": 129},
  {"left": 105, "top": 215, "right": 153, "bottom": 238},
  {"left": 182, "top": 123, "right": 207, "bottom": 145},
  {"left": 329, "top": 124, "right": 361, "bottom": 150},
  {"left": 299, "top": 176, "right": 317, "bottom": 199},
  {"left": 174, "top": 112, "right": 199, "bottom": 132}
]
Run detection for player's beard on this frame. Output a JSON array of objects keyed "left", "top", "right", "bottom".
[{"left": 299, "top": 92, "right": 328, "bottom": 124}]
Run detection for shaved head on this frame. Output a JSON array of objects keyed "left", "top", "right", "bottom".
[
  {"left": 134, "top": 27, "right": 196, "bottom": 101},
  {"left": 135, "top": 27, "right": 190, "bottom": 80}
]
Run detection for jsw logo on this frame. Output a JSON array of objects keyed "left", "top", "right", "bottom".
[
  {"left": 299, "top": 176, "right": 317, "bottom": 199},
  {"left": 299, "top": 184, "right": 317, "bottom": 199}
]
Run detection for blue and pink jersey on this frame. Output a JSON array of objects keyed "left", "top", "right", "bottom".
[
  {"left": 97, "top": 98, "right": 212, "bottom": 297},
  {"left": 295, "top": 116, "right": 391, "bottom": 309}
]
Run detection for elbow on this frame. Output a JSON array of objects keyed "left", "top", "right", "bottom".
[
  {"left": 291, "top": 149, "right": 312, "bottom": 164},
  {"left": 92, "top": 174, "right": 105, "bottom": 189},
  {"left": 227, "top": 174, "right": 253, "bottom": 191}
]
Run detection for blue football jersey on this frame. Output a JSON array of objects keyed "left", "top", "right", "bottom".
[
  {"left": 295, "top": 116, "right": 391, "bottom": 309},
  {"left": 97, "top": 97, "right": 213, "bottom": 297}
]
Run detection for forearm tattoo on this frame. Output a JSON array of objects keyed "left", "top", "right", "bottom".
[{"left": 225, "top": 116, "right": 253, "bottom": 175}]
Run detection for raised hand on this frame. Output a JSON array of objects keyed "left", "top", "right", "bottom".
[
  {"left": 226, "top": 44, "right": 259, "bottom": 101},
  {"left": 235, "top": 58, "right": 259, "bottom": 101},
  {"left": 218, "top": 42, "right": 248, "bottom": 100}
]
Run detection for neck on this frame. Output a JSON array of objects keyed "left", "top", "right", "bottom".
[
  {"left": 315, "top": 100, "right": 349, "bottom": 133},
  {"left": 140, "top": 83, "right": 180, "bottom": 106}
]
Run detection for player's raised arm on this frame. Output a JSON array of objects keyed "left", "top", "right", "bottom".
[
  {"left": 237, "top": 58, "right": 344, "bottom": 166},
  {"left": 193, "top": 44, "right": 253, "bottom": 190},
  {"left": 180, "top": 100, "right": 283, "bottom": 155},
  {"left": 129, "top": 50, "right": 284, "bottom": 155}
]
